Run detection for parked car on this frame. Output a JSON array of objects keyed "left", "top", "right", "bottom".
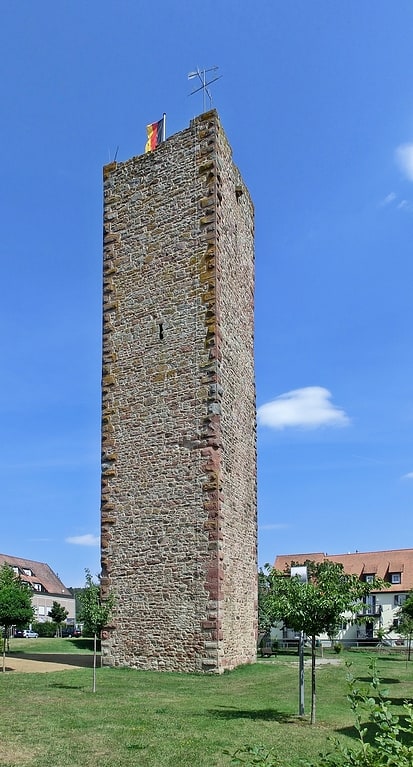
[
  {"left": 13, "top": 629, "right": 25, "bottom": 638},
  {"left": 23, "top": 630, "right": 38, "bottom": 638},
  {"left": 61, "top": 627, "right": 82, "bottom": 638}
]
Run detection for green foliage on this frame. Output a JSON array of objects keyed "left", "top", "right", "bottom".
[
  {"left": 258, "top": 567, "right": 274, "bottom": 633},
  {"left": 303, "top": 660, "right": 413, "bottom": 766},
  {"left": 260, "top": 560, "right": 385, "bottom": 724},
  {"left": 48, "top": 601, "right": 69, "bottom": 634},
  {"left": 397, "top": 591, "right": 413, "bottom": 660},
  {"left": 0, "top": 563, "right": 34, "bottom": 670},
  {"left": 263, "top": 560, "right": 384, "bottom": 638},
  {"left": 400, "top": 591, "right": 413, "bottom": 621},
  {"left": 78, "top": 570, "right": 114, "bottom": 637},
  {"left": 0, "top": 564, "right": 34, "bottom": 634},
  {"left": 78, "top": 569, "right": 115, "bottom": 692},
  {"left": 333, "top": 642, "right": 343, "bottom": 654},
  {"left": 70, "top": 586, "right": 86, "bottom": 622},
  {"left": 32, "top": 621, "right": 59, "bottom": 637}
]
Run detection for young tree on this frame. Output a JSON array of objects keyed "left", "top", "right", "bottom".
[
  {"left": 258, "top": 567, "right": 273, "bottom": 632},
  {"left": 69, "top": 586, "right": 86, "bottom": 622},
  {"left": 264, "top": 560, "right": 384, "bottom": 724},
  {"left": 78, "top": 569, "right": 115, "bottom": 692},
  {"left": 0, "top": 564, "right": 34, "bottom": 672},
  {"left": 398, "top": 591, "right": 413, "bottom": 661},
  {"left": 48, "top": 601, "right": 69, "bottom": 637}
]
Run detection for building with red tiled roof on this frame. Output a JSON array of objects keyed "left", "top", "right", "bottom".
[
  {"left": 0, "top": 553, "right": 75, "bottom": 625},
  {"left": 271, "top": 548, "right": 413, "bottom": 647}
]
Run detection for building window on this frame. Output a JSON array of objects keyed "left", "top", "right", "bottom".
[
  {"left": 22, "top": 568, "right": 33, "bottom": 576},
  {"left": 365, "top": 574, "right": 374, "bottom": 583},
  {"left": 394, "top": 594, "right": 406, "bottom": 606},
  {"left": 363, "top": 595, "right": 376, "bottom": 613},
  {"left": 391, "top": 573, "right": 401, "bottom": 584},
  {"left": 33, "top": 583, "right": 42, "bottom": 591}
]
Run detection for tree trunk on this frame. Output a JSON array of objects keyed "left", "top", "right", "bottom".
[
  {"left": 92, "top": 633, "right": 97, "bottom": 693},
  {"left": 2, "top": 635, "right": 5, "bottom": 673},
  {"left": 311, "top": 633, "right": 316, "bottom": 724}
]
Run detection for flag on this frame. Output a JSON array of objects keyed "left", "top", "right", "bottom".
[{"left": 145, "top": 116, "right": 164, "bottom": 153}]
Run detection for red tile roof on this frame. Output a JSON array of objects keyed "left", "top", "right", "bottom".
[
  {"left": 273, "top": 548, "right": 413, "bottom": 593},
  {"left": 0, "top": 553, "right": 72, "bottom": 596}
]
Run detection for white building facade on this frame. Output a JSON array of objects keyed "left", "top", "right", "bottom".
[
  {"left": 0, "top": 553, "right": 75, "bottom": 625},
  {"left": 272, "top": 549, "right": 412, "bottom": 648}
]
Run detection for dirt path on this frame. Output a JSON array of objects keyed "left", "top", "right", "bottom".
[{"left": 1, "top": 653, "right": 94, "bottom": 673}]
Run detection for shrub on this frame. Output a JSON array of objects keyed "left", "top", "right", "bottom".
[
  {"left": 32, "top": 621, "right": 57, "bottom": 638},
  {"left": 333, "top": 642, "right": 343, "bottom": 654},
  {"left": 303, "top": 660, "right": 413, "bottom": 766},
  {"left": 226, "top": 661, "right": 413, "bottom": 767}
]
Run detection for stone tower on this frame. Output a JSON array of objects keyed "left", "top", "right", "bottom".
[{"left": 100, "top": 110, "right": 257, "bottom": 672}]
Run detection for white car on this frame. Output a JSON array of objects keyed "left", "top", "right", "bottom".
[{"left": 23, "top": 630, "right": 38, "bottom": 638}]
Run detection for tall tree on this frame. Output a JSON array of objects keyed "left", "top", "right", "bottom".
[
  {"left": 263, "top": 560, "right": 384, "bottom": 724},
  {"left": 78, "top": 569, "right": 115, "bottom": 692},
  {"left": 48, "top": 601, "right": 69, "bottom": 637},
  {"left": 0, "top": 564, "right": 34, "bottom": 672}
]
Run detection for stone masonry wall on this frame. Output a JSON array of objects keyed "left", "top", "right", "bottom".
[
  {"left": 214, "top": 124, "right": 257, "bottom": 668},
  {"left": 100, "top": 110, "right": 256, "bottom": 672}
]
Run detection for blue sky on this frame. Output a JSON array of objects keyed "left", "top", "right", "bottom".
[{"left": 2, "top": 2, "right": 413, "bottom": 587}]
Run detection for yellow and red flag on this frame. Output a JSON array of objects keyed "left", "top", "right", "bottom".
[{"left": 145, "top": 116, "right": 165, "bottom": 153}]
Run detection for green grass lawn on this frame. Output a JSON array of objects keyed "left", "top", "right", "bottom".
[
  {"left": 6, "top": 636, "right": 95, "bottom": 654},
  {"left": 0, "top": 649, "right": 411, "bottom": 767}
]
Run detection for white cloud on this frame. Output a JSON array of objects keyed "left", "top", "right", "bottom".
[
  {"left": 396, "top": 199, "right": 413, "bottom": 212},
  {"left": 402, "top": 472, "right": 413, "bottom": 480},
  {"left": 380, "top": 192, "right": 396, "bottom": 206},
  {"left": 66, "top": 534, "right": 100, "bottom": 547},
  {"left": 395, "top": 143, "right": 413, "bottom": 181},
  {"left": 257, "top": 386, "right": 350, "bottom": 430}
]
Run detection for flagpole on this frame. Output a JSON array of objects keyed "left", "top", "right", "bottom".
[{"left": 162, "top": 113, "right": 166, "bottom": 143}]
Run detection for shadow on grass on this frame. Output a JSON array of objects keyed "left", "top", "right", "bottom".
[
  {"left": 379, "top": 696, "right": 413, "bottom": 706},
  {"left": 337, "top": 716, "right": 413, "bottom": 747},
  {"left": 208, "top": 706, "right": 296, "bottom": 723},
  {"left": 355, "top": 677, "right": 400, "bottom": 684},
  {"left": 66, "top": 638, "right": 97, "bottom": 652},
  {"left": 49, "top": 683, "right": 84, "bottom": 690},
  {"left": 374, "top": 655, "right": 411, "bottom": 663}
]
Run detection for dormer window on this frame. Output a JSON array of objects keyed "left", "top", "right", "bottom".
[
  {"left": 33, "top": 582, "right": 42, "bottom": 591},
  {"left": 22, "top": 568, "right": 33, "bottom": 576},
  {"left": 365, "top": 574, "right": 374, "bottom": 583},
  {"left": 391, "top": 572, "right": 401, "bottom": 584}
]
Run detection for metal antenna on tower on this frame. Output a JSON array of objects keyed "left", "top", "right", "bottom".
[{"left": 188, "top": 66, "right": 222, "bottom": 112}]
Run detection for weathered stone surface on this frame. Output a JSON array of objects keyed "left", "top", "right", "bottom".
[{"left": 100, "top": 110, "right": 257, "bottom": 673}]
